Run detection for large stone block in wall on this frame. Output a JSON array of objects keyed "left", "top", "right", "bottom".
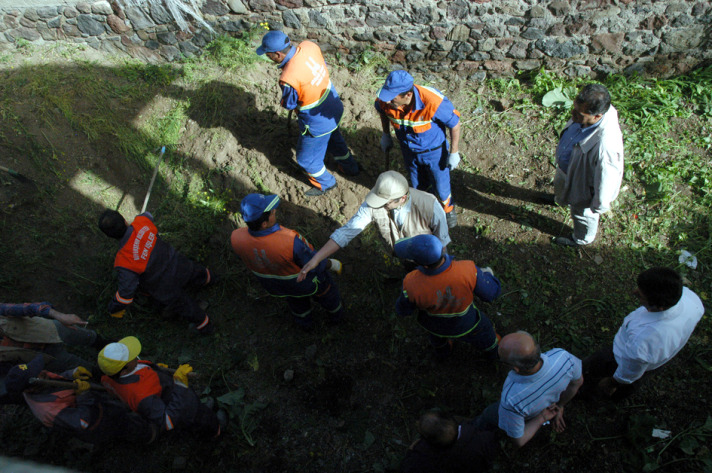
[
  {"left": 282, "top": 10, "right": 301, "bottom": 29},
  {"left": 590, "top": 33, "right": 623, "bottom": 54},
  {"left": 365, "top": 10, "right": 399, "bottom": 28},
  {"left": 149, "top": 4, "right": 172, "bottom": 24},
  {"left": 107, "top": 14, "right": 130, "bottom": 33},
  {"left": 202, "top": 0, "right": 229, "bottom": 16},
  {"left": 77, "top": 14, "right": 106, "bottom": 35},
  {"left": 227, "top": 0, "right": 248, "bottom": 13},
  {"left": 276, "top": 0, "right": 303, "bottom": 7},
  {"left": 535, "top": 38, "right": 587, "bottom": 58},
  {"left": 91, "top": 2, "right": 113, "bottom": 15},
  {"left": 248, "top": 0, "right": 276, "bottom": 12},
  {"left": 125, "top": 7, "right": 154, "bottom": 29},
  {"left": 446, "top": 24, "right": 469, "bottom": 42},
  {"left": 660, "top": 26, "right": 707, "bottom": 53}
]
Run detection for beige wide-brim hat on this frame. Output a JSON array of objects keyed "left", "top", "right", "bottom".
[
  {"left": 97, "top": 336, "right": 142, "bottom": 376},
  {"left": 365, "top": 171, "right": 409, "bottom": 208}
]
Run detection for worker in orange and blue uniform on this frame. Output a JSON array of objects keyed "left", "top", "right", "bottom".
[
  {"left": 230, "top": 193, "right": 344, "bottom": 330},
  {"left": 3, "top": 354, "right": 158, "bottom": 444},
  {"left": 98, "top": 336, "right": 224, "bottom": 437},
  {"left": 376, "top": 70, "right": 462, "bottom": 228},
  {"left": 394, "top": 234, "right": 501, "bottom": 359},
  {"left": 256, "top": 30, "right": 360, "bottom": 197},
  {"left": 98, "top": 209, "right": 216, "bottom": 334}
]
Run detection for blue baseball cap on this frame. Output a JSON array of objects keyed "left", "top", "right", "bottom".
[
  {"left": 256, "top": 31, "right": 291, "bottom": 55},
  {"left": 394, "top": 234, "right": 443, "bottom": 266},
  {"left": 240, "top": 194, "right": 280, "bottom": 222},
  {"left": 377, "top": 70, "right": 415, "bottom": 102},
  {"left": 4, "top": 354, "right": 45, "bottom": 394}
]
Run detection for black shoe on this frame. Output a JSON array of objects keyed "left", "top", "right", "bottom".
[
  {"left": 337, "top": 160, "right": 360, "bottom": 177},
  {"left": 305, "top": 185, "right": 336, "bottom": 197},
  {"left": 553, "top": 236, "right": 579, "bottom": 247},
  {"left": 537, "top": 194, "right": 556, "bottom": 205}
]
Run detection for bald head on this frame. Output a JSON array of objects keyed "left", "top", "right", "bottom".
[{"left": 499, "top": 331, "right": 541, "bottom": 372}]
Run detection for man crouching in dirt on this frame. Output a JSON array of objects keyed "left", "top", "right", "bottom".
[
  {"left": 256, "top": 30, "right": 360, "bottom": 197},
  {"left": 98, "top": 209, "right": 216, "bottom": 334},
  {"left": 231, "top": 193, "right": 344, "bottom": 330},
  {"left": 297, "top": 171, "right": 450, "bottom": 279},
  {"left": 393, "top": 234, "right": 501, "bottom": 360}
]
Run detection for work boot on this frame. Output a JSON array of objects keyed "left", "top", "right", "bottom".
[
  {"left": 446, "top": 209, "right": 458, "bottom": 228},
  {"left": 553, "top": 235, "right": 579, "bottom": 247},
  {"left": 337, "top": 159, "right": 360, "bottom": 177},
  {"left": 305, "top": 184, "right": 336, "bottom": 197}
]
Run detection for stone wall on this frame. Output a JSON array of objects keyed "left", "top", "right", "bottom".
[{"left": 0, "top": 0, "right": 710, "bottom": 78}]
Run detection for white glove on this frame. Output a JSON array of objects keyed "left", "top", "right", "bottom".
[
  {"left": 329, "top": 259, "right": 343, "bottom": 275},
  {"left": 480, "top": 266, "right": 494, "bottom": 276},
  {"left": 448, "top": 152, "right": 461, "bottom": 170},
  {"left": 380, "top": 133, "right": 394, "bottom": 153}
]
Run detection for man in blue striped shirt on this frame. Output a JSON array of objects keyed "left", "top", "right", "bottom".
[{"left": 497, "top": 331, "right": 583, "bottom": 447}]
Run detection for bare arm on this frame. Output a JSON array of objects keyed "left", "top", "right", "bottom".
[
  {"left": 296, "top": 239, "right": 342, "bottom": 283},
  {"left": 48, "top": 308, "right": 88, "bottom": 328},
  {"left": 449, "top": 122, "right": 461, "bottom": 154},
  {"left": 512, "top": 405, "right": 559, "bottom": 448},
  {"left": 552, "top": 376, "right": 584, "bottom": 432}
]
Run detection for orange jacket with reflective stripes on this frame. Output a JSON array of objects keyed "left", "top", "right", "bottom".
[
  {"left": 101, "top": 362, "right": 162, "bottom": 413},
  {"left": 378, "top": 85, "right": 450, "bottom": 134},
  {"left": 403, "top": 260, "right": 477, "bottom": 316},
  {"left": 114, "top": 216, "right": 158, "bottom": 274},
  {"left": 279, "top": 41, "right": 331, "bottom": 110},
  {"left": 231, "top": 226, "right": 307, "bottom": 277}
]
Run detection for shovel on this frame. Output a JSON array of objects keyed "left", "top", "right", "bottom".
[
  {"left": 140, "top": 146, "right": 166, "bottom": 214},
  {"left": 0, "top": 164, "right": 32, "bottom": 184}
]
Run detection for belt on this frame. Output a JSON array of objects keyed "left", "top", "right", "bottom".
[{"left": 414, "top": 143, "right": 445, "bottom": 154}]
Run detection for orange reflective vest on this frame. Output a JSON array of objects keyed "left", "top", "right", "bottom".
[
  {"left": 279, "top": 41, "right": 331, "bottom": 111},
  {"left": 403, "top": 260, "right": 477, "bottom": 316},
  {"left": 378, "top": 84, "right": 456, "bottom": 134},
  {"left": 231, "top": 227, "right": 308, "bottom": 278},
  {"left": 114, "top": 216, "right": 158, "bottom": 274},
  {"left": 101, "top": 362, "right": 162, "bottom": 413}
]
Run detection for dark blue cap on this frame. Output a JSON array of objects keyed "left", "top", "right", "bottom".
[
  {"left": 378, "top": 70, "right": 415, "bottom": 102},
  {"left": 256, "top": 31, "right": 291, "bottom": 55},
  {"left": 4, "top": 354, "right": 45, "bottom": 394},
  {"left": 240, "top": 194, "right": 280, "bottom": 222},
  {"left": 394, "top": 234, "right": 443, "bottom": 266}
]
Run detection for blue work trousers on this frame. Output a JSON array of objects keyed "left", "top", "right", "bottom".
[
  {"left": 296, "top": 127, "right": 356, "bottom": 190},
  {"left": 429, "top": 311, "right": 499, "bottom": 359},
  {"left": 286, "top": 272, "right": 343, "bottom": 327},
  {"left": 401, "top": 141, "right": 453, "bottom": 212}
]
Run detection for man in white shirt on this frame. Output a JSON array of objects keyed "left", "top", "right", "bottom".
[
  {"left": 297, "top": 171, "right": 450, "bottom": 281},
  {"left": 583, "top": 267, "right": 705, "bottom": 399},
  {"left": 497, "top": 331, "right": 583, "bottom": 447}
]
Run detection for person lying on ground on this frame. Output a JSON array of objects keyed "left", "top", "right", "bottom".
[
  {"left": 0, "top": 302, "right": 110, "bottom": 380},
  {"left": 4, "top": 354, "right": 158, "bottom": 444}
]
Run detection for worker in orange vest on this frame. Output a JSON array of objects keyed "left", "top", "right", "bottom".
[
  {"left": 98, "top": 209, "right": 216, "bottom": 334},
  {"left": 256, "top": 30, "right": 360, "bottom": 197},
  {"left": 376, "top": 70, "right": 462, "bottom": 228}
]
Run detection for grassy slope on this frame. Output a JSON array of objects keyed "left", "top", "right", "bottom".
[{"left": 0, "top": 36, "right": 710, "bottom": 472}]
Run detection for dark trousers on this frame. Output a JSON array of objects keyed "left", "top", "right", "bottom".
[{"left": 581, "top": 346, "right": 645, "bottom": 400}]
